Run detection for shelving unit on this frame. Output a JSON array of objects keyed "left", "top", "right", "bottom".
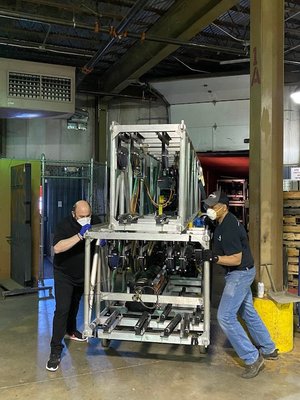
[{"left": 217, "top": 179, "right": 248, "bottom": 226}]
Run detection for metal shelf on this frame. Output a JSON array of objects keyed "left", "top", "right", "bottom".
[{"left": 217, "top": 178, "right": 248, "bottom": 226}]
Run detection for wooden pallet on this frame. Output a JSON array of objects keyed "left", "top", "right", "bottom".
[{"left": 283, "top": 191, "right": 300, "bottom": 290}]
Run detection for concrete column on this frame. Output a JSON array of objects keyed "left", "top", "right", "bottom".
[{"left": 249, "top": 0, "right": 284, "bottom": 290}]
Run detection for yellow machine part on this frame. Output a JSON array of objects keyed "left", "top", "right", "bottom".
[{"left": 158, "top": 195, "right": 165, "bottom": 215}]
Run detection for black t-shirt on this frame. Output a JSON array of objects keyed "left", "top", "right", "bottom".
[
  {"left": 213, "top": 212, "right": 254, "bottom": 270},
  {"left": 53, "top": 214, "right": 97, "bottom": 282}
]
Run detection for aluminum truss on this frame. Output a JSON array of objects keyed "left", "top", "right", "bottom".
[{"left": 83, "top": 121, "right": 211, "bottom": 351}]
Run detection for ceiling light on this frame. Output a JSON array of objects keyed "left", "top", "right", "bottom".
[
  {"left": 219, "top": 58, "right": 250, "bottom": 65},
  {"left": 291, "top": 87, "right": 300, "bottom": 104}
]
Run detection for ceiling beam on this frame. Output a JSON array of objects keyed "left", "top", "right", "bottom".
[{"left": 100, "top": 0, "right": 239, "bottom": 93}]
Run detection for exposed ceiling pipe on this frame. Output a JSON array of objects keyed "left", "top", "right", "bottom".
[
  {"left": 211, "top": 22, "right": 250, "bottom": 47},
  {"left": 77, "top": 89, "right": 156, "bottom": 101},
  {"left": 41, "top": 25, "right": 51, "bottom": 47},
  {"left": 0, "top": 10, "right": 91, "bottom": 29},
  {"left": 220, "top": 58, "right": 300, "bottom": 66},
  {"left": 285, "top": 10, "right": 300, "bottom": 22},
  {"left": 0, "top": 37, "right": 93, "bottom": 58},
  {"left": 0, "top": 9, "right": 246, "bottom": 60},
  {"left": 172, "top": 56, "right": 209, "bottom": 73},
  {"left": 76, "top": 0, "right": 150, "bottom": 87}
]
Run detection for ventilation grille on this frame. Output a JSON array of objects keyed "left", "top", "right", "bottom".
[
  {"left": 0, "top": 58, "right": 75, "bottom": 117},
  {"left": 8, "top": 72, "right": 72, "bottom": 102}
]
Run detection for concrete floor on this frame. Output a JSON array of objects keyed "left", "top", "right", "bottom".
[{"left": 1, "top": 280, "right": 300, "bottom": 400}]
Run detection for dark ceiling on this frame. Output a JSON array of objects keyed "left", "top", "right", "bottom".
[{"left": 0, "top": 0, "right": 300, "bottom": 100}]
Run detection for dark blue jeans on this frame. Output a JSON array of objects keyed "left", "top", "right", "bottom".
[
  {"left": 217, "top": 266, "right": 275, "bottom": 365},
  {"left": 50, "top": 269, "right": 84, "bottom": 354}
]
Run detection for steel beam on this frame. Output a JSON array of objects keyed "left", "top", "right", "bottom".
[{"left": 101, "top": 0, "right": 239, "bottom": 93}]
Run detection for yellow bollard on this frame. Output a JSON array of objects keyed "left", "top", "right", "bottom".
[{"left": 253, "top": 297, "right": 293, "bottom": 353}]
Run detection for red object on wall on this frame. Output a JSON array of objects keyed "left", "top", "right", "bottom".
[{"left": 198, "top": 152, "right": 249, "bottom": 195}]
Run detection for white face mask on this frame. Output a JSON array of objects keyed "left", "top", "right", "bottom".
[
  {"left": 207, "top": 208, "right": 217, "bottom": 220},
  {"left": 77, "top": 217, "right": 91, "bottom": 226}
]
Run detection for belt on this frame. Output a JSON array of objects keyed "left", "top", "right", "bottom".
[{"left": 225, "top": 265, "right": 255, "bottom": 273}]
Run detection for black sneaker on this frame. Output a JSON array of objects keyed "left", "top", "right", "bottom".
[
  {"left": 241, "top": 353, "right": 264, "bottom": 379},
  {"left": 64, "top": 330, "right": 87, "bottom": 342},
  {"left": 262, "top": 348, "right": 279, "bottom": 360},
  {"left": 46, "top": 353, "right": 61, "bottom": 372}
]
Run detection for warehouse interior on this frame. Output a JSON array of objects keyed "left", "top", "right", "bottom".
[{"left": 1, "top": 1, "right": 300, "bottom": 399}]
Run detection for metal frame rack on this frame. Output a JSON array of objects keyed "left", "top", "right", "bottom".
[
  {"left": 217, "top": 178, "right": 248, "bottom": 226},
  {"left": 83, "top": 121, "right": 211, "bottom": 351}
]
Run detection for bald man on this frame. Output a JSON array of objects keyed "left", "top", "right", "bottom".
[{"left": 47, "top": 200, "right": 95, "bottom": 372}]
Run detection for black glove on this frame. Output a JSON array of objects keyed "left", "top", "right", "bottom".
[
  {"left": 79, "top": 223, "right": 92, "bottom": 237},
  {"left": 202, "top": 249, "right": 219, "bottom": 263}
]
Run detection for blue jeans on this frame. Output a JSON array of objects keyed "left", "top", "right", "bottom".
[{"left": 217, "top": 266, "right": 275, "bottom": 365}]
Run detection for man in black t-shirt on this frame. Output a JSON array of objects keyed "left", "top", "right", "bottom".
[
  {"left": 46, "top": 200, "right": 95, "bottom": 372},
  {"left": 202, "top": 190, "right": 278, "bottom": 379}
]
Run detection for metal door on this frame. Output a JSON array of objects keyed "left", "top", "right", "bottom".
[{"left": 11, "top": 163, "right": 32, "bottom": 286}]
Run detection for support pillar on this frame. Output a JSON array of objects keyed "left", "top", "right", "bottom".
[
  {"left": 249, "top": 0, "right": 284, "bottom": 290},
  {"left": 95, "top": 100, "right": 108, "bottom": 164}
]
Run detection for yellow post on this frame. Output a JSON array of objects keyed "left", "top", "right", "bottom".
[{"left": 254, "top": 298, "right": 293, "bottom": 353}]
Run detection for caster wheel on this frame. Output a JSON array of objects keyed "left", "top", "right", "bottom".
[
  {"left": 101, "top": 339, "right": 111, "bottom": 348},
  {"left": 199, "top": 345, "right": 207, "bottom": 354}
]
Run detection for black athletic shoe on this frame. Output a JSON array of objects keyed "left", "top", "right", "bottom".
[
  {"left": 241, "top": 353, "right": 264, "bottom": 379},
  {"left": 64, "top": 330, "right": 88, "bottom": 342},
  {"left": 46, "top": 353, "right": 61, "bottom": 372},
  {"left": 262, "top": 348, "right": 279, "bottom": 360}
]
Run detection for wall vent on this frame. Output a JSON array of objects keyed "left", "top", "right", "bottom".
[{"left": 0, "top": 58, "right": 75, "bottom": 118}]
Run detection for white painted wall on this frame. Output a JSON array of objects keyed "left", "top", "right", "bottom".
[
  {"left": 170, "top": 100, "right": 249, "bottom": 152},
  {"left": 3, "top": 77, "right": 299, "bottom": 165},
  {"left": 284, "top": 86, "right": 300, "bottom": 165},
  {"left": 5, "top": 95, "right": 95, "bottom": 161},
  {"left": 151, "top": 75, "right": 250, "bottom": 104},
  {"left": 152, "top": 75, "right": 300, "bottom": 164},
  {"left": 107, "top": 98, "right": 169, "bottom": 126},
  {"left": 3, "top": 95, "right": 168, "bottom": 162}
]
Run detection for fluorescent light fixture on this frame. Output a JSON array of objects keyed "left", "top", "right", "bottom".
[
  {"left": 219, "top": 58, "right": 250, "bottom": 65},
  {"left": 67, "top": 108, "right": 88, "bottom": 130},
  {"left": 14, "top": 112, "right": 44, "bottom": 118},
  {"left": 290, "top": 87, "right": 300, "bottom": 104}
]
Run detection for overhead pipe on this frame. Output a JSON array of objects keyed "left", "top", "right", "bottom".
[
  {"left": 0, "top": 37, "right": 92, "bottom": 58},
  {"left": 0, "top": 10, "right": 246, "bottom": 60},
  {"left": 77, "top": 89, "right": 156, "bottom": 101},
  {"left": 77, "top": 0, "right": 150, "bottom": 87}
]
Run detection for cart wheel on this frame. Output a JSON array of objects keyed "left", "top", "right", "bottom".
[
  {"left": 199, "top": 345, "right": 207, "bottom": 354},
  {"left": 101, "top": 339, "right": 111, "bottom": 348}
]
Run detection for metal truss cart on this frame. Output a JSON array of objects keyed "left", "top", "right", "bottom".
[{"left": 83, "top": 121, "right": 211, "bottom": 351}]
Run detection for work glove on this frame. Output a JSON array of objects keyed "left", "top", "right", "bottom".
[
  {"left": 100, "top": 239, "right": 107, "bottom": 247},
  {"left": 79, "top": 224, "right": 92, "bottom": 237},
  {"left": 202, "top": 249, "right": 219, "bottom": 263}
]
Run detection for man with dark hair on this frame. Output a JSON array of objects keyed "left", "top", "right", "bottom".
[
  {"left": 46, "top": 200, "right": 94, "bottom": 372},
  {"left": 203, "top": 190, "right": 278, "bottom": 379}
]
